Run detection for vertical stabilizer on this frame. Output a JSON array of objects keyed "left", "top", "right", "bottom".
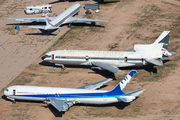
[
  {"left": 45, "top": 13, "right": 53, "bottom": 28},
  {"left": 153, "top": 31, "right": 170, "bottom": 50},
  {"left": 110, "top": 70, "right": 137, "bottom": 94}
]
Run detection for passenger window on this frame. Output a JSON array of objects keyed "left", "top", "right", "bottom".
[
  {"left": 30, "top": 8, "right": 32, "bottom": 10},
  {"left": 45, "top": 7, "right": 47, "bottom": 9},
  {"left": 55, "top": 93, "right": 57, "bottom": 97}
]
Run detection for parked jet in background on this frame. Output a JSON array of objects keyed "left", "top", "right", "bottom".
[
  {"left": 42, "top": 31, "right": 176, "bottom": 73},
  {"left": 8, "top": 3, "right": 108, "bottom": 30},
  {"left": 4, "top": 70, "right": 144, "bottom": 113}
]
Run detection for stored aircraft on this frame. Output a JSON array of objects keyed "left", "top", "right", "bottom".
[
  {"left": 8, "top": 3, "right": 108, "bottom": 30},
  {"left": 4, "top": 70, "right": 144, "bottom": 113},
  {"left": 42, "top": 31, "right": 176, "bottom": 73}
]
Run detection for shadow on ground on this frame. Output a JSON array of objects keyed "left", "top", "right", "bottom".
[{"left": 39, "top": 60, "right": 170, "bottom": 79}]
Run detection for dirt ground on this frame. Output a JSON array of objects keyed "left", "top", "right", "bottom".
[{"left": 0, "top": 0, "right": 180, "bottom": 119}]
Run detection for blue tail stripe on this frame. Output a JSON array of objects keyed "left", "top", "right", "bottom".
[{"left": 110, "top": 70, "right": 137, "bottom": 94}]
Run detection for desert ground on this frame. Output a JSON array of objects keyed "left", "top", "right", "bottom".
[{"left": 0, "top": 0, "right": 180, "bottom": 119}]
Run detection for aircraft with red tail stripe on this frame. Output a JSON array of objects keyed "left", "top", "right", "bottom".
[{"left": 28, "top": 3, "right": 108, "bottom": 30}]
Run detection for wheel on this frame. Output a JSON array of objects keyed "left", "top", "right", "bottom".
[{"left": 68, "top": 24, "right": 71, "bottom": 28}]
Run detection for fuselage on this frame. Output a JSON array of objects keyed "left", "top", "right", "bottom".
[
  {"left": 4, "top": 85, "right": 131, "bottom": 104},
  {"left": 42, "top": 49, "right": 163, "bottom": 67}
]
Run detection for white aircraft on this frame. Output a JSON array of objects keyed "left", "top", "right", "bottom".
[
  {"left": 8, "top": 3, "right": 108, "bottom": 30},
  {"left": 42, "top": 31, "right": 176, "bottom": 73},
  {"left": 4, "top": 70, "right": 144, "bottom": 113}
]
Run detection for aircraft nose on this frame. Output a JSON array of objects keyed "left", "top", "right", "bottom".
[{"left": 4, "top": 88, "right": 8, "bottom": 96}]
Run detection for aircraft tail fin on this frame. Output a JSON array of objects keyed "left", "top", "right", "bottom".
[
  {"left": 28, "top": 13, "right": 60, "bottom": 30},
  {"left": 110, "top": 70, "right": 137, "bottom": 94},
  {"left": 45, "top": 13, "right": 52, "bottom": 27},
  {"left": 134, "top": 31, "right": 170, "bottom": 52},
  {"left": 153, "top": 31, "right": 170, "bottom": 50}
]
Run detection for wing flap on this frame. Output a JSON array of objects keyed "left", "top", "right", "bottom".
[
  {"left": 66, "top": 17, "right": 108, "bottom": 23},
  {"left": 47, "top": 97, "right": 71, "bottom": 112},
  {"left": 76, "top": 78, "right": 113, "bottom": 90},
  {"left": 92, "top": 61, "right": 120, "bottom": 73},
  {"left": 146, "top": 59, "right": 163, "bottom": 66}
]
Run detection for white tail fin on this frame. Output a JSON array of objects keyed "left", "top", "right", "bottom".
[
  {"left": 153, "top": 31, "right": 170, "bottom": 50},
  {"left": 134, "top": 31, "right": 170, "bottom": 52},
  {"left": 45, "top": 13, "right": 52, "bottom": 27},
  {"left": 28, "top": 13, "right": 60, "bottom": 30}
]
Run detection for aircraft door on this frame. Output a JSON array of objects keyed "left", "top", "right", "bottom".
[
  {"left": 13, "top": 89, "right": 16, "bottom": 95},
  {"left": 52, "top": 54, "right": 54, "bottom": 60},
  {"left": 124, "top": 57, "right": 127, "bottom": 62},
  {"left": 85, "top": 55, "right": 89, "bottom": 61}
]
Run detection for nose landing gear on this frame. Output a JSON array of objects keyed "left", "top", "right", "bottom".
[{"left": 55, "top": 64, "right": 66, "bottom": 70}]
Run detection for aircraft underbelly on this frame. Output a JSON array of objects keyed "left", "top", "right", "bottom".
[
  {"left": 54, "top": 59, "right": 86, "bottom": 65},
  {"left": 53, "top": 59, "right": 144, "bottom": 67},
  {"left": 11, "top": 96, "right": 46, "bottom": 101},
  {"left": 77, "top": 97, "right": 118, "bottom": 104}
]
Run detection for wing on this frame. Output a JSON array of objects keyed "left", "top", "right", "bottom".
[
  {"left": 92, "top": 61, "right": 121, "bottom": 73},
  {"left": 8, "top": 17, "right": 56, "bottom": 22},
  {"left": 65, "top": 17, "right": 108, "bottom": 23},
  {"left": 76, "top": 78, "right": 113, "bottom": 90},
  {"left": 45, "top": 97, "right": 73, "bottom": 112},
  {"left": 145, "top": 59, "right": 163, "bottom": 66}
]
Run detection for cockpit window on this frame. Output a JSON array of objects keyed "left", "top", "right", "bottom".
[
  {"left": 45, "top": 55, "right": 51, "bottom": 58},
  {"left": 6, "top": 89, "right": 8, "bottom": 91}
]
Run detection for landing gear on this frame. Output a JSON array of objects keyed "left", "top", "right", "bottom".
[
  {"left": 55, "top": 64, "right": 66, "bottom": 70},
  {"left": 91, "top": 22, "right": 96, "bottom": 25},
  {"left": 12, "top": 100, "right": 16, "bottom": 104},
  {"left": 68, "top": 24, "right": 71, "bottom": 28}
]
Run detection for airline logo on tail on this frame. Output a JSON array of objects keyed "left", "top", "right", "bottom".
[
  {"left": 110, "top": 70, "right": 137, "bottom": 94},
  {"left": 120, "top": 70, "right": 137, "bottom": 92}
]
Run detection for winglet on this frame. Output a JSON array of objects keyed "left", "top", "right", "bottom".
[{"left": 110, "top": 70, "right": 137, "bottom": 94}]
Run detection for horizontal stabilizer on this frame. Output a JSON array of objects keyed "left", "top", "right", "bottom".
[
  {"left": 92, "top": 61, "right": 120, "bottom": 73},
  {"left": 117, "top": 96, "right": 135, "bottom": 103},
  {"left": 162, "top": 52, "right": 177, "bottom": 59},
  {"left": 146, "top": 59, "right": 163, "bottom": 66},
  {"left": 76, "top": 78, "right": 113, "bottom": 90},
  {"left": 117, "top": 89, "right": 145, "bottom": 103},
  {"left": 126, "top": 89, "right": 145, "bottom": 97}
]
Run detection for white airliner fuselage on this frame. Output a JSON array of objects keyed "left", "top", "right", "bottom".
[
  {"left": 4, "top": 70, "right": 145, "bottom": 113},
  {"left": 42, "top": 31, "right": 176, "bottom": 73}
]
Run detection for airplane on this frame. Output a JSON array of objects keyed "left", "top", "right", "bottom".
[
  {"left": 8, "top": 3, "right": 108, "bottom": 30},
  {"left": 4, "top": 70, "right": 145, "bottom": 113},
  {"left": 41, "top": 31, "right": 176, "bottom": 73}
]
